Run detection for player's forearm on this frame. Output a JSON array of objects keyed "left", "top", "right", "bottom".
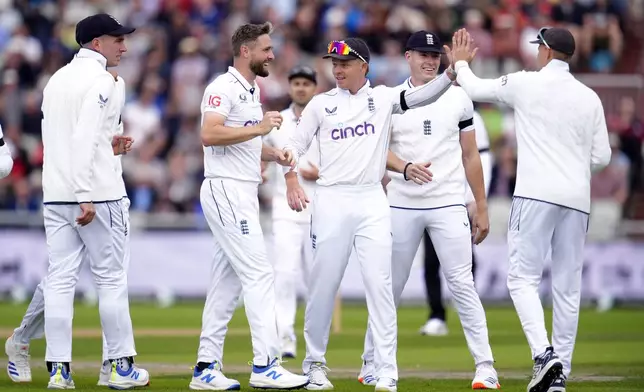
[
  {"left": 463, "top": 151, "right": 486, "bottom": 205},
  {"left": 261, "top": 144, "right": 280, "bottom": 162},
  {"left": 455, "top": 61, "right": 500, "bottom": 103},
  {"left": 402, "top": 72, "right": 452, "bottom": 110},
  {"left": 201, "top": 124, "right": 262, "bottom": 146},
  {"left": 285, "top": 170, "right": 301, "bottom": 188},
  {"left": 386, "top": 150, "right": 407, "bottom": 173}
]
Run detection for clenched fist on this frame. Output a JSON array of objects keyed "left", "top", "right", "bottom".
[{"left": 259, "top": 111, "right": 283, "bottom": 135}]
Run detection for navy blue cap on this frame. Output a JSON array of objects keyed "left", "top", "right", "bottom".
[
  {"left": 405, "top": 30, "right": 445, "bottom": 54},
  {"left": 529, "top": 27, "right": 575, "bottom": 56},
  {"left": 75, "top": 13, "right": 135, "bottom": 46},
  {"left": 288, "top": 65, "right": 317, "bottom": 84}
]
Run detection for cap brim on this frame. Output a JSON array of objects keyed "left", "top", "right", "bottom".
[
  {"left": 323, "top": 53, "right": 358, "bottom": 60},
  {"left": 108, "top": 26, "right": 136, "bottom": 36},
  {"left": 288, "top": 73, "right": 317, "bottom": 83},
  {"left": 407, "top": 47, "right": 445, "bottom": 54},
  {"left": 529, "top": 38, "right": 544, "bottom": 44}
]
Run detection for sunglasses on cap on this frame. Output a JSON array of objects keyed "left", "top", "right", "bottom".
[
  {"left": 327, "top": 41, "right": 368, "bottom": 64},
  {"left": 537, "top": 27, "right": 551, "bottom": 49}
]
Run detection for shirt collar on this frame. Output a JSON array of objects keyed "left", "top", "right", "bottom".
[
  {"left": 542, "top": 59, "right": 570, "bottom": 73},
  {"left": 338, "top": 79, "right": 371, "bottom": 95},
  {"left": 227, "top": 66, "right": 257, "bottom": 93},
  {"left": 76, "top": 48, "right": 108, "bottom": 69}
]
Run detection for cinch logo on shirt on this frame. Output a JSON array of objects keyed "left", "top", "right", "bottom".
[
  {"left": 244, "top": 120, "right": 260, "bottom": 127},
  {"left": 331, "top": 122, "right": 375, "bottom": 140}
]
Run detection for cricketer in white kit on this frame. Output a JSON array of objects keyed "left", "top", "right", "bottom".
[
  {"left": 37, "top": 13, "right": 149, "bottom": 390},
  {"left": 192, "top": 22, "right": 309, "bottom": 391},
  {"left": 359, "top": 30, "right": 500, "bottom": 390},
  {"left": 0, "top": 124, "right": 13, "bottom": 178},
  {"left": 283, "top": 37, "right": 468, "bottom": 392},
  {"left": 263, "top": 65, "right": 320, "bottom": 359},
  {"left": 453, "top": 28, "right": 611, "bottom": 392},
  {"left": 4, "top": 69, "right": 141, "bottom": 389}
]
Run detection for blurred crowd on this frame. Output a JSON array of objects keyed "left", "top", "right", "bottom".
[{"left": 0, "top": 0, "right": 642, "bottom": 223}]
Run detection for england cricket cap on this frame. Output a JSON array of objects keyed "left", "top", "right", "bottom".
[
  {"left": 529, "top": 27, "right": 576, "bottom": 56},
  {"left": 405, "top": 30, "right": 445, "bottom": 54},
  {"left": 323, "top": 38, "right": 371, "bottom": 64},
  {"left": 288, "top": 65, "right": 317, "bottom": 84},
  {"left": 75, "top": 13, "right": 136, "bottom": 46}
]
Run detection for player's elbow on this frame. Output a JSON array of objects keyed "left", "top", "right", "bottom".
[{"left": 200, "top": 126, "right": 221, "bottom": 147}]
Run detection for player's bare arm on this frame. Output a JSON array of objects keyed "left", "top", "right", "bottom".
[
  {"left": 201, "top": 111, "right": 282, "bottom": 146},
  {"left": 386, "top": 150, "right": 432, "bottom": 185},
  {"left": 285, "top": 171, "right": 309, "bottom": 212},
  {"left": 460, "top": 130, "right": 489, "bottom": 244},
  {"left": 261, "top": 144, "right": 295, "bottom": 168}
]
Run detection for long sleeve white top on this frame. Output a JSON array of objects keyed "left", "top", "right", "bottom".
[
  {"left": 41, "top": 49, "right": 124, "bottom": 204},
  {"left": 0, "top": 125, "right": 13, "bottom": 179},
  {"left": 455, "top": 59, "right": 611, "bottom": 213},
  {"left": 283, "top": 73, "right": 453, "bottom": 187}
]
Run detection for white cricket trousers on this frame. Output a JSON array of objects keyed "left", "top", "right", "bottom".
[
  {"left": 43, "top": 200, "right": 136, "bottom": 362},
  {"left": 507, "top": 197, "right": 589, "bottom": 377},
  {"left": 271, "top": 219, "right": 313, "bottom": 342},
  {"left": 14, "top": 199, "right": 133, "bottom": 363},
  {"left": 363, "top": 205, "right": 494, "bottom": 367},
  {"left": 198, "top": 178, "right": 279, "bottom": 366},
  {"left": 303, "top": 184, "right": 398, "bottom": 380}
]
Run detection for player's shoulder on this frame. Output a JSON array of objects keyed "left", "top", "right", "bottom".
[{"left": 205, "top": 72, "right": 237, "bottom": 93}]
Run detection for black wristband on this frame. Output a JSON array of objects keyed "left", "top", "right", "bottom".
[
  {"left": 0, "top": 137, "right": 4, "bottom": 147},
  {"left": 403, "top": 162, "right": 412, "bottom": 181}
]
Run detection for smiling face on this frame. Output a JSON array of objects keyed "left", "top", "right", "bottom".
[
  {"left": 406, "top": 50, "right": 441, "bottom": 84},
  {"left": 331, "top": 58, "right": 367, "bottom": 90},
  {"left": 246, "top": 34, "right": 274, "bottom": 77}
]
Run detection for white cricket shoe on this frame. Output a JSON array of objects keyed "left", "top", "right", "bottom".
[
  {"left": 5, "top": 334, "right": 31, "bottom": 382},
  {"left": 189, "top": 361, "right": 240, "bottom": 390},
  {"left": 107, "top": 359, "right": 150, "bottom": 390},
  {"left": 97, "top": 360, "right": 111, "bottom": 386},
  {"left": 305, "top": 363, "right": 333, "bottom": 390},
  {"left": 281, "top": 337, "right": 297, "bottom": 359},
  {"left": 47, "top": 363, "right": 75, "bottom": 389},
  {"left": 357, "top": 361, "right": 377, "bottom": 386},
  {"left": 375, "top": 377, "right": 397, "bottom": 392},
  {"left": 248, "top": 358, "right": 309, "bottom": 389},
  {"left": 419, "top": 319, "right": 448, "bottom": 336},
  {"left": 471, "top": 364, "right": 501, "bottom": 389}
]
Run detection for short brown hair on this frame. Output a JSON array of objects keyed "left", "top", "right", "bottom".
[{"left": 231, "top": 22, "right": 273, "bottom": 57}]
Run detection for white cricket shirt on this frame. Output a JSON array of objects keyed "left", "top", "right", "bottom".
[
  {"left": 455, "top": 59, "right": 611, "bottom": 213},
  {"left": 200, "top": 66, "right": 264, "bottom": 183},
  {"left": 264, "top": 105, "right": 319, "bottom": 223},
  {"left": 388, "top": 78, "right": 475, "bottom": 209},
  {"left": 464, "top": 110, "right": 493, "bottom": 204},
  {"left": 41, "top": 49, "right": 124, "bottom": 204},
  {"left": 284, "top": 73, "right": 453, "bottom": 187}
]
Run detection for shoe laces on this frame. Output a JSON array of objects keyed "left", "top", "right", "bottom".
[
  {"left": 309, "top": 363, "right": 330, "bottom": 379},
  {"left": 12, "top": 346, "right": 31, "bottom": 368}
]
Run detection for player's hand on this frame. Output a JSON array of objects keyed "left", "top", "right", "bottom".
[
  {"left": 404, "top": 162, "right": 433, "bottom": 185},
  {"left": 472, "top": 202, "right": 490, "bottom": 245},
  {"left": 451, "top": 28, "right": 479, "bottom": 64},
  {"left": 112, "top": 135, "right": 134, "bottom": 155},
  {"left": 299, "top": 161, "right": 319, "bottom": 181},
  {"left": 286, "top": 174, "right": 309, "bottom": 212},
  {"left": 77, "top": 202, "right": 96, "bottom": 226},
  {"left": 259, "top": 111, "right": 283, "bottom": 135},
  {"left": 275, "top": 148, "right": 296, "bottom": 169}
]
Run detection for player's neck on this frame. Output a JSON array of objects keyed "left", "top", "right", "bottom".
[
  {"left": 347, "top": 79, "right": 368, "bottom": 95},
  {"left": 232, "top": 62, "right": 256, "bottom": 85},
  {"left": 410, "top": 75, "right": 436, "bottom": 87},
  {"left": 292, "top": 104, "right": 305, "bottom": 118}
]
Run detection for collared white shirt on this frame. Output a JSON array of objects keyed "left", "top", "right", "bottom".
[
  {"left": 200, "top": 66, "right": 264, "bottom": 183},
  {"left": 455, "top": 59, "right": 611, "bottom": 213},
  {"left": 387, "top": 78, "right": 475, "bottom": 209},
  {"left": 41, "top": 48, "right": 123, "bottom": 203},
  {"left": 284, "top": 80, "right": 403, "bottom": 187},
  {"left": 264, "top": 105, "right": 319, "bottom": 223}
]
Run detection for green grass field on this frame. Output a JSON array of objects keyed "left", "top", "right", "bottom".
[{"left": 0, "top": 301, "right": 643, "bottom": 391}]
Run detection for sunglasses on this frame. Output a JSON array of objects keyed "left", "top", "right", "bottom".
[
  {"left": 537, "top": 27, "right": 551, "bottom": 49},
  {"left": 327, "top": 41, "right": 368, "bottom": 64}
]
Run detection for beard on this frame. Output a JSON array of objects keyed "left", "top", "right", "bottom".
[{"left": 250, "top": 59, "right": 269, "bottom": 77}]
